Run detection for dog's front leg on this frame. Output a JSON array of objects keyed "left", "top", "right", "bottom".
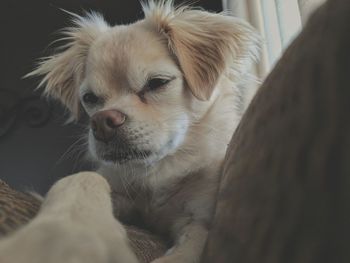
[
  {"left": 0, "top": 172, "right": 139, "bottom": 263},
  {"left": 151, "top": 222, "right": 208, "bottom": 263}
]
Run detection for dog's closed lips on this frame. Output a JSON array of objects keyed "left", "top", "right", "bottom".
[{"left": 102, "top": 149, "right": 152, "bottom": 163}]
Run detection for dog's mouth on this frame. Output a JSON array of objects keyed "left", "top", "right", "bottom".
[
  {"left": 99, "top": 149, "right": 152, "bottom": 164},
  {"left": 89, "top": 122, "right": 189, "bottom": 165},
  {"left": 89, "top": 127, "right": 154, "bottom": 164}
]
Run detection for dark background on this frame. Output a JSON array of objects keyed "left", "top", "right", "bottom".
[{"left": 0, "top": 0, "right": 222, "bottom": 194}]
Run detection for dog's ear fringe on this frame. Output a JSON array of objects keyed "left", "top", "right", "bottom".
[
  {"left": 142, "top": 0, "right": 261, "bottom": 101},
  {"left": 25, "top": 11, "right": 109, "bottom": 121}
]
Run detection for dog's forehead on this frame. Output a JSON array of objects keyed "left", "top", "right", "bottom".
[{"left": 86, "top": 24, "right": 174, "bottom": 92}]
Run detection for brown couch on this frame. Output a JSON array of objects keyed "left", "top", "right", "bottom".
[
  {"left": 1, "top": 0, "right": 349, "bottom": 262},
  {"left": 203, "top": 0, "right": 350, "bottom": 262}
]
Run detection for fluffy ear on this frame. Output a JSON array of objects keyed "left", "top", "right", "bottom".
[
  {"left": 26, "top": 12, "right": 109, "bottom": 119},
  {"left": 142, "top": 1, "right": 260, "bottom": 100}
]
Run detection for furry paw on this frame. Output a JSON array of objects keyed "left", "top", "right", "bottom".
[
  {"left": 0, "top": 219, "right": 138, "bottom": 263},
  {"left": 0, "top": 172, "right": 139, "bottom": 263}
]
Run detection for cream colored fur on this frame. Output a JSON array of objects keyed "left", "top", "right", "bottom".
[
  {"left": 0, "top": 172, "right": 138, "bottom": 263},
  {"left": 1, "top": 1, "right": 260, "bottom": 262}
]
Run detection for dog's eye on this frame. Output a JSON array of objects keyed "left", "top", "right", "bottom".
[
  {"left": 147, "top": 78, "right": 171, "bottom": 91},
  {"left": 82, "top": 92, "right": 99, "bottom": 104}
]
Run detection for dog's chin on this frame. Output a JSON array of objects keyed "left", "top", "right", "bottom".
[{"left": 89, "top": 128, "right": 188, "bottom": 166}]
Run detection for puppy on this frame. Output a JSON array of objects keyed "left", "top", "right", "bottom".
[{"left": 6, "top": 1, "right": 259, "bottom": 262}]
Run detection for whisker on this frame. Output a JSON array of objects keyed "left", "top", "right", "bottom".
[{"left": 55, "top": 136, "right": 88, "bottom": 165}]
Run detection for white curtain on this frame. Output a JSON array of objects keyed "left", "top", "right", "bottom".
[{"left": 223, "top": 0, "right": 325, "bottom": 78}]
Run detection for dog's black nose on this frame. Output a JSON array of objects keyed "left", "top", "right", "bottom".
[{"left": 91, "top": 110, "right": 126, "bottom": 142}]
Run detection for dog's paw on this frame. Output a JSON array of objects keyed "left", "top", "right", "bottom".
[
  {"left": 0, "top": 221, "right": 104, "bottom": 263},
  {"left": 41, "top": 171, "right": 113, "bottom": 217},
  {"left": 47, "top": 171, "right": 110, "bottom": 195},
  {"left": 0, "top": 218, "right": 138, "bottom": 263},
  {"left": 0, "top": 172, "right": 139, "bottom": 263}
]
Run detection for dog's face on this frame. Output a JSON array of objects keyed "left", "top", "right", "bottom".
[
  {"left": 83, "top": 26, "right": 192, "bottom": 164},
  {"left": 29, "top": 1, "right": 259, "bottom": 165}
]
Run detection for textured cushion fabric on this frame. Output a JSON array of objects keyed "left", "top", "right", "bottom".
[
  {"left": 202, "top": 0, "right": 350, "bottom": 262},
  {"left": 127, "top": 225, "right": 167, "bottom": 262},
  {"left": 0, "top": 180, "right": 166, "bottom": 263},
  {"left": 0, "top": 180, "right": 41, "bottom": 236}
]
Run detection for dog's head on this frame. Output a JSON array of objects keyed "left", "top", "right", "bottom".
[{"left": 29, "top": 1, "right": 259, "bottom": 165}]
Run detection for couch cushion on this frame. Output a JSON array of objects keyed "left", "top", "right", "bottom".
[{"left": 202, "top": 0, "right": 350, "bottom": 262}]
